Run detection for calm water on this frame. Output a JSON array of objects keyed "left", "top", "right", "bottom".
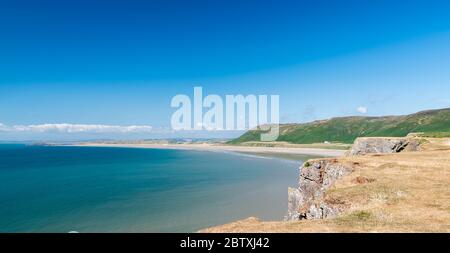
[{"left": 0, "top": 144, "right": 301, "bottom": 232}]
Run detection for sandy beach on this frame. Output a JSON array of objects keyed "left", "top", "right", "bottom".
[{"left": 71, "top": 143, "right": 346, "bottom": 157}]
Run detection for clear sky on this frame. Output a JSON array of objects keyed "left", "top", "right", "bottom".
[{"left": 1, "top": 0, "right": 450, "bottom": 140}]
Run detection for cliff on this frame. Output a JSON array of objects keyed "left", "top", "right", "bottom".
[
  {"left": 202, "top": 137, "right": 450, "bottom": 232},
  {"left": 286, "top": 137, "right": 421, "bottom": 221},
  {"left": 286, "top": 159, "right": 353, "bottom": 220}
]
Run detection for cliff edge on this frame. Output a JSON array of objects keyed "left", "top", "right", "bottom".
[
  {"left": 286, "top": 137, "right": 422, "bottom": 221},
  {"left": 201, "top": 137, "right": 450, "bottom": 232},
  {"left": 286, "top": 159, "right": 353, "bottom": 220}
]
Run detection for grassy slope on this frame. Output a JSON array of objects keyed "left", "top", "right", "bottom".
[{"left": 229, "top": 108, "right": 450, "bottom": 144}]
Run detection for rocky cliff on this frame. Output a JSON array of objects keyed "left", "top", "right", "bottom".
[
  {"left": 286, "top": 159, "right": 353, "bottom": 220},
  {"left": 286, "top": 137, "right": 422, "bottom": 221},
  {"left": 203, "top": 137, "right": 449, "bottom": 232},
  {"left": 346, "top": 137, "right": 420, "bottom": 156}
]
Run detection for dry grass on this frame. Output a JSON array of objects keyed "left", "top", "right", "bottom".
[{"left": 201, "top": 138, "right": 450, "bottom": 233}]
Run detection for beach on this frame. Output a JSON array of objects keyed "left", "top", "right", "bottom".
[{"left": 71, "top": 143, "right": 347, "bottom": 157}]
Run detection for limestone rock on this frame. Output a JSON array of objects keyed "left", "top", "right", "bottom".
[
  {"left": 305, "top": 203, "right": 340, "bottom": 219},
  {"left": 285, "top": 159, "right": 353, "bottom": 221},
  {"left": 346, "top": 137, "right": 420, "bottom": 156},
  {"left": 286, "top": 137, "right": 422, "bottom": 221},
  {"left": 286, "top": 187, "right": 302, "bottom": 220}
]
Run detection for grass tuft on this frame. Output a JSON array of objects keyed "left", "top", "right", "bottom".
[{"left": 351, "top": 210, "right": 373, "bottom": 221}]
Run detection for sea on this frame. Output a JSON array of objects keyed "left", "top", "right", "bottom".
[{"left": 0, "top": 144, "right": 302, "bottom": 232}]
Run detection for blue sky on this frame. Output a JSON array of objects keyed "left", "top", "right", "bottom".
[{"left": 1, "top": 0, "right": 450, "bottom": 140}]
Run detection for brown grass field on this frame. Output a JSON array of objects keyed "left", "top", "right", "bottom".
[{"left": 201, "top": 138, "right": 450, "bottom": 232}]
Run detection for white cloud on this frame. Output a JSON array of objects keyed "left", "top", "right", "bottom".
[
  {"left": 0, "top": 123, "right": 8, "bottom": 131},
  {"left": 356, "top": 106, "right": 368, "bottom": 114},
  {"left": 0, "top": 123, "right": 154, "bottom": 133}
]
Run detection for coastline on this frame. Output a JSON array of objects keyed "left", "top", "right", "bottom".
[{"left": 67, "top": 143, "right": 347, "bottom": 157}]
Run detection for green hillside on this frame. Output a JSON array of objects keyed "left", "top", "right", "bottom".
[{"left": 229, "top": 108, "right": 450, "bottom": 144}]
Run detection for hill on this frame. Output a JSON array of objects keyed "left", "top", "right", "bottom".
[{"left": 229, "top": 108, "right": 450, "bottom": 144}]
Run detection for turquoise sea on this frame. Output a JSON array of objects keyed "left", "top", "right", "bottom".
[{"left": 0, "top": 144, "right": 301, "bottom": 232}]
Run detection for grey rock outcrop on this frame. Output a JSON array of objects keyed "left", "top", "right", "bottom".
[
  {"left": 346, "top": 137, "right": 420, "bottom": 156},
  {"left": 285, "top": 159, "right": 353, "bottom": 221},
  {"left": 286, "top": 137, "right": 422, "bottom": 221}
]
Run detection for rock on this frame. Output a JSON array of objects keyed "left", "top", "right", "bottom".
[
  {"left": 285, "top": 159, "right": 353, "bottom": 221},
  {"left": 305, "top": 203, "right": 340, "bottom": 219},
  {"left": 286, "top": 137, "right": 421, "bottom": 221},
  {"left": 346, "top": 137, "right": 420, "bottom": 156},
  {"left": 287, "top": 187, "right": 303, "bottom": 220}
]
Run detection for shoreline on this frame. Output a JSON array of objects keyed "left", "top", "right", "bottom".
[{"left": 67, "top": 143, "right": 347, "bottom": 157}]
